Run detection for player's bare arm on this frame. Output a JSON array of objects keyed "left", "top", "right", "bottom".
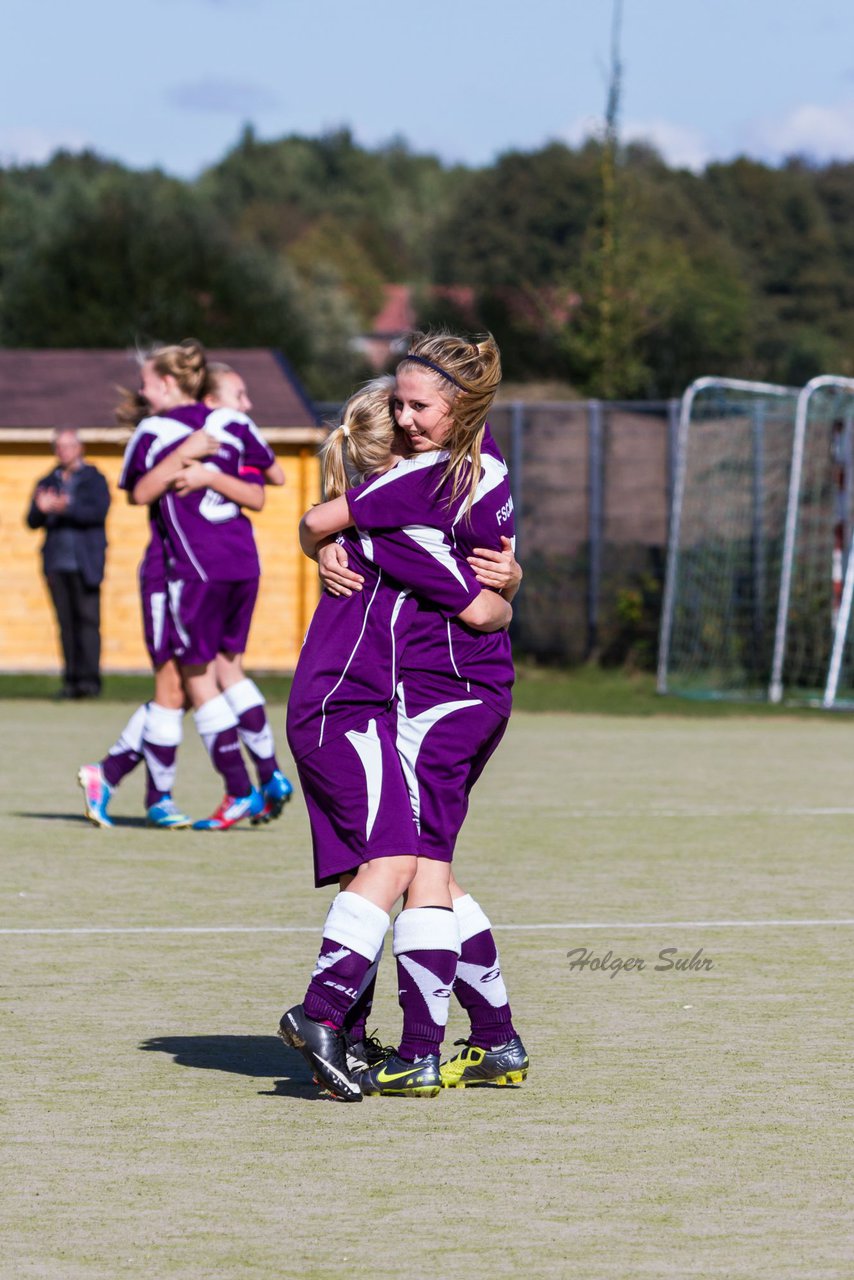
[
  {"left": 457, "top": 589, "right": 512, "bottom": 633},
  {"left": 316, "top": 540, "right": 365, "bottom": 597},
  {"left": 299, "top": 496, "right": 352, "bottom": 557},
  {"left": 172, "top": 464, "right": 265, "bottom": 512},
  {"left": 467, "top": 536, "right": 523, "bottom": 601},
  {"left": 130, "top": 430, "right": 218, "bottom": 505}
]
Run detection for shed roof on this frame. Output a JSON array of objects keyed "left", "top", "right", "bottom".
[{"left": 0, "top": 349, "right": 318, "bottom": 430}]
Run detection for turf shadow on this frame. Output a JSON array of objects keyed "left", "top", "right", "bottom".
[
  {"left": 139, "top": 1033, "right": 319, "bottom": 1099},
  {"left": 15, "top": 810, "right": 149, "bottom": 828}
]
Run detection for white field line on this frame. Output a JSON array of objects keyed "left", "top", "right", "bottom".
[
  {"left": 2, "top": 919, "right": 854, "bottom": 936},
  {"left": 558, "top": 807, "right": 854, "bottom": 818}
]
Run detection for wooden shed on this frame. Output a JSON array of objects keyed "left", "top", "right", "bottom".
[{"left": 0, "top": 349, "right": 326, "bottom": 674}]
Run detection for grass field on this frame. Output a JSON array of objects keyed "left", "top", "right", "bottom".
[{"left": 2, "top": 695, "right": 853, "bottom": 1279}]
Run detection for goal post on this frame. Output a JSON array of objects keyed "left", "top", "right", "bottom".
[
  {"left": 769, "top": 375, "right": 854, "bottom": 706},
  {"left": 657, "top": 377, "right": 799, "bottom": 700}
]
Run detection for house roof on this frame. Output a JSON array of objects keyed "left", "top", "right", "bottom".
[
  {"left": 371, "top": 284, "right": 416, "bottom": 337},
  {"left": 0, "top": 349, "right": 318, "bottom": 430}
]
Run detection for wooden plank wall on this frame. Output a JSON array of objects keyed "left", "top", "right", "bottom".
[{"left": 1, "top": 437, "right": 322, "bottom": 673}]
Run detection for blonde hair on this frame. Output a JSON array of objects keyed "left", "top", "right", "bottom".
[
  {"left": 203, "top": 361, "right": 236, "bottom": 400},
  {"left": 396, "top": 330, "right": 502, "bottom": 514},
  {"left": 320, "top": 377, "right": 396, "bottom": 500},
  {"left": 146, "top": 338, "right": 208, "bottom": 399},
  {"left": 115, "top": 339, "right": 207, "bottom": 426}
]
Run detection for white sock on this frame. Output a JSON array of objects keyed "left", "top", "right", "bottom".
[
  {"left": 321, "top": 891, "right": 390, "bottom": 960},
  {"left": 108, "top": 702, "right": 146, "bottom": 757},
  {"left": 223, "top": 677, "right": 276, "bottom": 762}
]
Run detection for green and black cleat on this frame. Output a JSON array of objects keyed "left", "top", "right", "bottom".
[
  {"left": 359, "top": 1051, "right": 441, "bottom": 1098},
  {"left": 439, "top": 1036, "right": 529, "bottom": 1088}
]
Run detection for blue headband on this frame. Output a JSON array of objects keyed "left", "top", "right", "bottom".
[{"left": 400, "top": 353, "right": 464, "bottom": 389}]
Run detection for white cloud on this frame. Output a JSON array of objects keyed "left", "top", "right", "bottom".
[
  {"left": 747, "top": 99, "right": 854, "bottom": 163},
  {"left": 0, "top": 127, "right": 88, "bottom": 166},
  {"left": 560, "top": 115, "right": 712, "bottom": 172},
  {"left": 622, "top": 120, "right": 712, "bottom": 172}
]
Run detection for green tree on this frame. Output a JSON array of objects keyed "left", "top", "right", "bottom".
[{"left": 0, "top": 165, "right": 310, "bottom": 358}]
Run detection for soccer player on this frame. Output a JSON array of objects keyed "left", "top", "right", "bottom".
[
  {"left": 126, "top": 346, "right": 285, "bottom": 830},
  {"left": 79, "top": 343, "right": 219, "bottom": 829},
  {"left": 186, "top": 363, "right": 292, "bottom": 824},
  {"left": 300, "top": 333, "right": 528, "bottom": 1095},
  {"left": 279, "top": 340, "right": 527, "bottom": 1100},
  {"left": 78, "top": 344, "right": 291, "bottom": 829}
]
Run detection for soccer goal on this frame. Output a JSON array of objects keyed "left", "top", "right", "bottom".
[
  {"left": 657, "top": 377, "right": 799, "bottom": 700},
  {"left": 659, "top": 374, "right": 854, "bottom": 704},
  {"left": 772, "top": 375, "right": 854, "bottom": 707}
]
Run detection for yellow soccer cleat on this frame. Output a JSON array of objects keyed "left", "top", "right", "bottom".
[{"left": 439, "top": 1037, "right": 529, "bottom": 1088}]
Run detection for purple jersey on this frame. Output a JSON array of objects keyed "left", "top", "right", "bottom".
[
  {"left": 120, "top": 404, "right": 273, "bottom": 582},
  {"left": 346, "top": 428, "right": 515, "bottom": 716},
  {"left": 286, "top": 519, "right": 483, "bottom": 760}
]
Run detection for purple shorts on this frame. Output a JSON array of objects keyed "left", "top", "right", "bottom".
[
  {"left": 140, "top": 573, "right": 179, "bottom": 667},
  {"left": 295, "top": 710, "right": 419, "bottom": 888},
  {"left": 170, "top": 578, "right": 259, "bottom": 667},
  {"left": 396, "top": 681, "right": 509, "bottom": 862}
]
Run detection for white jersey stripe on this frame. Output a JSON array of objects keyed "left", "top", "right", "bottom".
[
  {"left": 396, "top": 691, "right": 481, "bottom": 826},
  {"left": 164, "top": 493, "right": 208, "bottom": 582},
  {"left": 344, "top": 719, "right": 384, "bottom": 841},
  {"left": 351, "top": 450, "right": 448, "bottom": 503},
  {"left": 452, "top": 452, "right": 508, "bottom": 525},
  {"left": 400, "top": 524, "right": 469, "bottom": 588},
  {"left": 318, "top": 572, "right": 383, "bottom": 748},
  {"left": 388, "top": 590, "right": 409, "bottom": 702}
]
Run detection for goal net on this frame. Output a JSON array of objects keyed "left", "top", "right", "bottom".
[
  {"left": 657, "top": 378, "right": 800, "bottom": 700},
  {"left": 659, "top": 376, "right": 854, "bottom": 703},
  {"left": 772, "top": 377, "right": 854, "bottom": 706}
]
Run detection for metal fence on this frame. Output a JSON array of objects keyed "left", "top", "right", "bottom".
[{"left": 317, "top": 399, "right": 680, "bottom": 665}]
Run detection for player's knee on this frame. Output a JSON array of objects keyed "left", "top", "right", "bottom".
[{"left": 356, "top": 854, "right": 417, "bottom": 908}]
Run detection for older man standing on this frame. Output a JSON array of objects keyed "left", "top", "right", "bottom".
[{"left": 26, "top": 429, "right": 111, "bottom": 698}]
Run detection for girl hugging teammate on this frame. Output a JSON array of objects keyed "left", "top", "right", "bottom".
[
  {"left": 279, "top": 332, "right": 527, "bottom": 1100},
  {"left": 78, "top": 340, "right": 291, "bottom": 830}
]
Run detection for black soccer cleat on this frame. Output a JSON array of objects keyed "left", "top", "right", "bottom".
[
  {"left": 278, "top": 1004, "right": 362, "bottom": 1102},
  {"left": 439, "top": 1036, "right": 530, "bottom": 1088},
  {"left": 359, "top": 1051, "right": 441, "bottom": 1098},
  {"left": 344, "top": 1030, "right": 394, "bottom": 1075}
]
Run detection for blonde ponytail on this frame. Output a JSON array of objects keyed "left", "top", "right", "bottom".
[{"left": 320, "top": 377, "right": 396, "bottom": 499}]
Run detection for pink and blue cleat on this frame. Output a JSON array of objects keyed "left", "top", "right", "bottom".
[
  {"left": 192, "top": 789, "right": 265, "bottom": 831},
  {"left": 77, "top": 763, "right": 114, "bottom": 829},
  {"left": 147, "top": 797, "right": 192, "bottom": 829}
]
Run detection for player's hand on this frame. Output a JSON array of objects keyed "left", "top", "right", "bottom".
[
  {"left": 172, "top": 462, "right": 211, "bottom": 494},
  {"left": 178, "top": 430, "right": 218, "bottom": 462},
  {"left": 318, "top": 542, "right": 364, "bottom": 597},
  {"left": 467, "top": 537, "right": 522, "bottom": 591}
]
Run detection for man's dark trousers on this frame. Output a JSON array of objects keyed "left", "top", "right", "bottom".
[{"left": 46, "top": 571, "right": 102, "bottom": 697}]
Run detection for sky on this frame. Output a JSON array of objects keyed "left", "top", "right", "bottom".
[{"left": 3, "top": 0, "right": 854, "bottom": 176}]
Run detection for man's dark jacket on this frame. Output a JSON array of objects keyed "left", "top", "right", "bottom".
[{"left": 26, "top": 463, "right": 111, "bottom": 588}]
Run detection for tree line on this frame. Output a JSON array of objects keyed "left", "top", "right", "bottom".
[{"left": 2, "top": 124, "right": 853, "bottom": 400}]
